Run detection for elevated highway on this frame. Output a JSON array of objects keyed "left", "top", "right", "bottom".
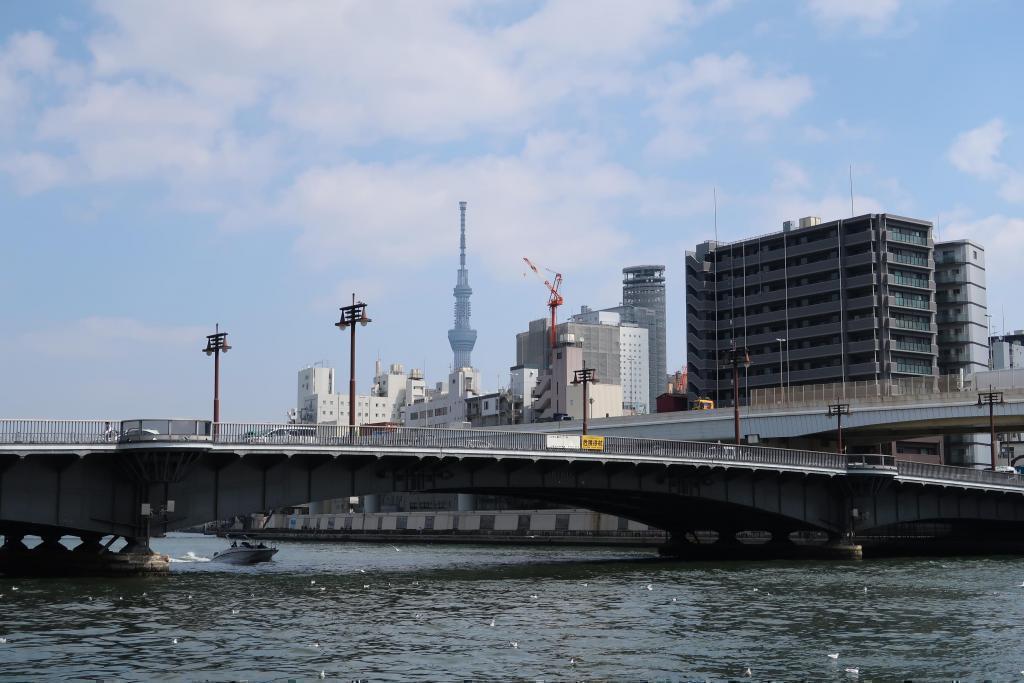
[{"left": 512, "top": 393, "right": 1024, "bottom": 446}]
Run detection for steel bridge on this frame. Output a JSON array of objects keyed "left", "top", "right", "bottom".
[{"left": 4, "top": 419, "right": 1024, "bottom": 568}]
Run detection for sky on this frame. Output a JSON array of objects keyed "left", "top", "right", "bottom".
[{"left": 2, "top": 0, "right": 1023, "bottom": 421}]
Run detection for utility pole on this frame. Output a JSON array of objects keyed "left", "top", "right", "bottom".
[
  {"left": 775, "top": 337, "right": 787, "bottom": 404},
  {"left": 828, "top": 403, "right": 851, "bottom": 455},
  {"left": 203, "top": 324, "right": 231, "bottom": 434},
  {"left": 336, "top": 295, "right": 372, "bottom": 431},
  {"left": 978, "top": 389, "right": 1004, "bottom": 471},
  {"left": 724, "top": 341, "right": 751, "bottom": 445},
  {"left": 572, "top": 362, "right": 597, "bottom": 436}
]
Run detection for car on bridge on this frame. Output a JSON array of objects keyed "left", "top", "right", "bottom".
[{"left": 245, "top": 426, "right": 320, "bottom": 444}]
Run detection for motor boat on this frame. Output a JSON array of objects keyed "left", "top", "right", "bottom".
[{"left": 211, "top": 537, "right": 278, "bottom": 565}]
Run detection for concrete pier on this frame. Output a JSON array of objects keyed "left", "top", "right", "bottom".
[{"left": 0, "top": 534, "right": 169, "bottom": 577}]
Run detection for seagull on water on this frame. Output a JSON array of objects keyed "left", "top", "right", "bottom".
[
  {"left": 172, "top": 638, "right": 179, "bottom": 645},
  {"left": 743, "top": 667, "right": 752, "bottom": 677},
  {"left": 671, "top": 597, "right": 677, "bottom": 603},
  {"left": 11, "top": 587, "right": 18, "bottom": 592},
  {"left": 319, "top": 586, "right": 326, "bottom": 592},
  {"left": 530, "top": 594, "right": 538, "bottom": 599},
  {"left": 509, "top": 641, "right": 519, "bottom": 649},
  {"left": 581, "top": 582, "right": 588, "bottom": 587},
  {"left": 391, "top": 545, "right": 401, "bottom": 552},
  {"left": 489, "top": 618, "right": 495, "bottom": 627},
  {"left": 310, "top": 579, "right": 316, "bottom": 585},
  {"left": 313, "top": 640, "right": 321, "bottom": 649},
  {"left": 318, "top": 671, "right": 326, "bottom": 680},
  {"left": 0, "top": 637, "right": 7, "bottom": 644},
  {"left": 359, "top": 569, "right": 366, "bottom": 574},
  {"left": 231, "top": 609, "right": 239, "bottom": 615},
  {"left": 570, "top": 657, "right": 577, "bottom": 667},
  {"left": 845, "top": 667, "right": 859, "bottom": 675},
  {"left": 363, "top": 584, "right": 370, "bottom": 589},
  {"left": 828, "top": 653, "right": 839, "bottom": 660},
  {"left": 646, "top": 584, "right": 653, "bottom": 591}
]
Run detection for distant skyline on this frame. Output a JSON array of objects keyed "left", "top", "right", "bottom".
[{"left": 2, "top": 1, "right": 1023, "bottom": 420}]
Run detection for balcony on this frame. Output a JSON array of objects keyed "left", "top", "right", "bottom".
[
  {"left": 893, "top": 361, "right": 934, "bottom": 375},
  {"left": 892, "top": 340, "right": 935, "bottom": 354},
  {"left": 888, "top": 230, "right": 929, "bottom": 246},
  {"left": 890, "top": 296, "right": 931, "bottom": 311},
  {"left": 886, "top": 251, "right": 929, "bottom": 267},
  {"left": 887, "top": 273, "right": 931, "bottom": 289},
  {"left": 891, "top": 318, "right": 933, "bottom": 332}
]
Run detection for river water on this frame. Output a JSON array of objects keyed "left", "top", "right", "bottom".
[{"left": 1, "top": 534, "right": 1023, "bottom": 681}]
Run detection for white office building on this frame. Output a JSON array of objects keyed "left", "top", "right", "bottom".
[
  {"left": 298, "top": 361, "right": 426, "bottom": 426},
  {"left": 402, "top": 366, "right": 482, "bottom": 428}
]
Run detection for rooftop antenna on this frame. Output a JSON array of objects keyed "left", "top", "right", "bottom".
[
  {"left": 849, "top": 164, "right": 855, "bottom": 217},
  {"left": 713, "top": 186, "right": 718, "bottom": 243}
]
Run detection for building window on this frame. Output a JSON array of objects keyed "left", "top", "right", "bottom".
[
  {"left": 480, "top": 515, "right": 495, "bottom": 530},
  {"left": 396, "top": 516, "right": 408, "bottom": 530},
  {"left": 555, "top": 514, "right": 570, "bottom": 531}
]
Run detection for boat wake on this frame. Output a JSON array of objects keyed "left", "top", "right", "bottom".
[{"left": 170, "top": 551, "right": 212, "bottom": 563}]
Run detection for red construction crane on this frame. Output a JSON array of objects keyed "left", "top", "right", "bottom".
[{"left": 523, "top": 257, "right": 563, "bottom": 349}]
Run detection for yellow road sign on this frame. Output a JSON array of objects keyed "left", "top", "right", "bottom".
[{"left": 581, "top": 435, "right": 605, "bottom": 451}]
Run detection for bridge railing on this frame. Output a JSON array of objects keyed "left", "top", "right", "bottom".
[
  {"left": 0, "top": 419, "right": 120, "bottom": 444},
  {"left": 206, "top": 422, "right": 849, "bottom": 471},
  {"left": 897, "top": 460, "right": 1024, "bottom": 487}
]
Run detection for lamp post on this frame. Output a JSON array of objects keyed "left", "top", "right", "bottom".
[
  {"left": 335, "top": 294, "right": 371, "bottom": 430},
  {"left": 724, "top": 341, "right": 751, "bottom": 445},
  {"left": 828, "top": 403, "right": 851, "bottom": 455},
  {"left": 775, "top": 337, "right": 787, "bottom": 404},
  {"left": 978, "top": 388, "right": 1004, "bottom": 471},
  {"left": 202, "top": 324, "right": 231, "bottom": 429},
  {"left": 572, "top": 362, "right": 598, "bottom": 435}
]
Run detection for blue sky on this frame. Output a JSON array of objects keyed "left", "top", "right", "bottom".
[{"left": 2, "top": 0, "right": 1023, "bottom": 420}]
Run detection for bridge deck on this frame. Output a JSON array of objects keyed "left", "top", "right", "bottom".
[{"left": 2, "top": 419, "right": 1023, "bottom": 494}]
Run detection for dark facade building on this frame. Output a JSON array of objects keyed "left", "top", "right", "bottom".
[
  {"left": 623, "top": 265, "right": 667, "bottom": 409},
  {"left": 685, "top": 214, "right": 939, "bottom": 405}
]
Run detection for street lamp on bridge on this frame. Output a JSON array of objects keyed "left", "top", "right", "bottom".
[
  {"left": 202, "top": 324, "right": 231, "bottom": 425},
  {"left": 828, "top": 403, "right": 851, "bottom": 455},
  {"left": 978, "top": 388, "right": 1004, "bottom": 471},
  {"left": 724, "top": 341, "right": 751, "bottom": 445},
  {"left": 336, "top": 294, "right": 371, "bottom": 430},
  {"left": 572, "top": 362, "right": 598, "bottom": 435}
]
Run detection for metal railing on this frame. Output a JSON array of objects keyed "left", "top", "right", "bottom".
[
  {"left": 750, "top": 373, "right": 1014, "bottom": 408},
  {"left": 7, "top": 419, "right": 1024, "bottom": 489},
  {"left": 0, "top": 419, "right": 848, "bottom": 472},
  {"left": 898, "top": 460, "right": 1024, "bottom": 488},
  {"left": 0, "top": 419, "right": 121, "bottom": 444},
  {"left": 889, "top": 231, "right": 928, "bottom": 246}
]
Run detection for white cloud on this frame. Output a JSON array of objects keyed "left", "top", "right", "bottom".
[
  {"left": 805, "top": 0, "right": 902, "bottom": 34},
  {"left": 12, "top": 317, "right": 207, "bottom": 359},
  {"left": 275, "top": 131, "right": 706, "bottom": 278},
  {"left": 0, "top": 31, "right": 61, "bottom": 126},
  {"left": 949, "top": 119, "right": 1006, "bottom": 179},
  {"left": 82, "top": 0, "right": 712, "bottom": 146},
  {"left": 646, "top": 52, "right": 812, "bottom": 159},
  {"left": 772, "top": 160, "right": 810, "bottom": 191},
  {"left": 948, "top": 119, "right": 1024, "bottom": 203},
  {"left": 0, "top": 152, "right": 68, "bottom": 194}
]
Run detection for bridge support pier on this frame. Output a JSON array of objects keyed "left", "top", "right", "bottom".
[
  {"left": 659, "top": 530, "right": 862, "bottom": 561},
  {"left": 0, "top": 531, "right": 169, "bottom": 577}
]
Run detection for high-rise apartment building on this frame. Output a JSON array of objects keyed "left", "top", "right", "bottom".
[
  {"left": 991, "top": 330, "right": 1024, "bottom": 370},
  {"left": 623, "top": 265, "right": 666, "bottom": 409},
  {"left": 686, "top": 214, "right": 939, "bottom": 405},
  {"left": 934, "top": 240, "right": 988, "bottom": 375}
]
